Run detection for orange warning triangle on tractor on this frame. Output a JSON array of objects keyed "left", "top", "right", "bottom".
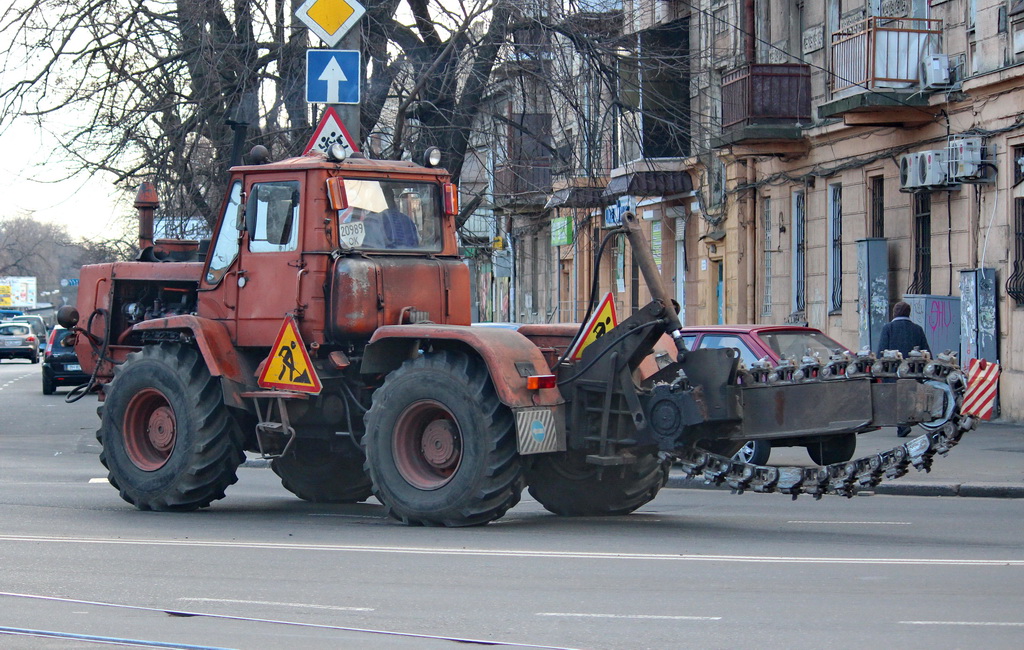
[
  {"left": 258, "top": 318, "right": 323, "bottom": 394},
  {"left": 567, "top": 292, "right": 618, "bottom": 361}
]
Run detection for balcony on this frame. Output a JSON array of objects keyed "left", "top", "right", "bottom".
[
  {"left": 494, "top": 159, "right": 553, "bottom": 210},
  {"left": 712, "top": 63, "right": 811, "bottom": 156},
  {"left": 819, "top": 16, "right": 942, "bottom": 126}
]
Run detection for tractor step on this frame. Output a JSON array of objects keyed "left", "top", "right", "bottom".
[{"left": 241, "top": 390, "right": 309, "bottom": 459}]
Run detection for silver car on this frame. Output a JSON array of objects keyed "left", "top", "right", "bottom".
[{"left": 0, "top": 322, "right": 40, "bottom": 363}]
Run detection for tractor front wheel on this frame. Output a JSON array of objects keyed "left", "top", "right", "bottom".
[{"left": 98, "top": 343, "right": 244, "bottom": 511}]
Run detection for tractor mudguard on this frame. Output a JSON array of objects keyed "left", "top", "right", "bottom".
[
  {"left": 362, "top": 324, "right": 564, "bottom": 410},
  {"left": 131, "top": 315, "right": 252, "bottom": 409}
]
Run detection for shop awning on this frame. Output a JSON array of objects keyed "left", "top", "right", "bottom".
[
  {"left": 545, "top": 186, "right": 607, "bottom": 209},
  {"left": 602, "top": 171, "right": 694, "bottom": 199}
]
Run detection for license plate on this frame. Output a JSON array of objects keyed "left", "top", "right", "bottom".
[
  {"left": 66, "top": 364, "right": 81, "bottom": 371},
  {"left": 3, "top": 340, "right": 18, "bottom": 346}
]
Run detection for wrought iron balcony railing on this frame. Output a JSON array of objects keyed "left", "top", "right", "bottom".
[
  {"left": 721, "top": 63, "right": 812, "bottom": 130},
  {"left": 831, "top": 16, "right": 942, "bottom": 94}
]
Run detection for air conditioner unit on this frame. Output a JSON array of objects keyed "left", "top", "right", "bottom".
[
  {"left": 899, "top": 152, "right": 923, "bottom": 190},
  {"left": 948, "top": 136, "right": 986, "bottom": 181},
  {"left": 919, "top": 149, "right": 948, "bottom": 186},
  {"left": 922, "top": 54, "right": 952, "bottom": 89}
]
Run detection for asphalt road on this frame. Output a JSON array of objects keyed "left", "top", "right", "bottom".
[{"left": 1, "top": 361, "right": 1023, "bottom": 649}]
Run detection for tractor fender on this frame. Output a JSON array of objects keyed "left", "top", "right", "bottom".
[
  {"left": 362, "top": 324, "right": 563, "bottom": 409},
  {"left": 131, "top": 316, "right": 252, "bottom": 409}
]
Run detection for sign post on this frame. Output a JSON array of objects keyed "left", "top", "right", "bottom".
[{"left": 296, "top": 0, "right": 365, "bottom": 147}]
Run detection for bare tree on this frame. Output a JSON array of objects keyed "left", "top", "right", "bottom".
[{"left": 0, "top": 1, "right": 704, "bottom": 240}]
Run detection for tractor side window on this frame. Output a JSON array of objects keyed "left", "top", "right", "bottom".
[
  {"left": 205, "top": 181, "right": 243, "bottom": 285},
  {"left": 249, "top": 181, "right": 300, "bottom": 253}
]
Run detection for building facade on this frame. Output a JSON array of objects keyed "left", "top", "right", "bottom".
[{"left": 464, "top": 0, "right": 1024, "bottom": 420}]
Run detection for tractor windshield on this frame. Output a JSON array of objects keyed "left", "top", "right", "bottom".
[{"left": 337, "top": 179, "right": 442, "bottom": 252}]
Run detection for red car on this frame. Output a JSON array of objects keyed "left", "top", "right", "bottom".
[{"left": 677, "top": 324, "right": 855, "bottom": 465}]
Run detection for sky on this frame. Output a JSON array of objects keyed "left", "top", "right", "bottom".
[{"left": 0, "top": 116, "right": 128, "bottom": 241}]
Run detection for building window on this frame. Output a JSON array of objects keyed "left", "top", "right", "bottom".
[
  {"left": 762, "top": 197, "right": 773, "bottom": 317},
  {"left": 1008, "top": 198, "right": 1024, "bottom": 306},
  {"left": 1014, "top": 145, "right": 1024, "bottom": 186},
  {"left": 792, "top": 190, "right": 806, "bottom": 313},
  {"left": 870, "top": 175, "right": 884, "bottom": 238},
  {"left": 828, "top": 183, "right": 843, "bottom": 313},
  {"left": 908, "top": 192, "right": 932, "bottom": 294}
]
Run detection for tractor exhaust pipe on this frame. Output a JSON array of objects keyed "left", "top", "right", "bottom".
[{"left": 135, "top": 182, "right": 159, "bottom": 250}]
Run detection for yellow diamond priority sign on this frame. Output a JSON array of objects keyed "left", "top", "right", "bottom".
[{"left": 296, "top": 0, "right": 365, "bottom": 47}]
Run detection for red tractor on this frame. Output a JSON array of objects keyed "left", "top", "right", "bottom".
[{"left": 59, "top": 146, "right": 973, "bottom": 526}]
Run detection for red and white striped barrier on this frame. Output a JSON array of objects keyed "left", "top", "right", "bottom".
[{"left": 963, "top": 358, "right": 1000, "bottom": 420}]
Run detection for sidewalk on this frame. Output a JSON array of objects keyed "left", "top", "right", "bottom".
[{"left": 666, "top": 420, "right": 1024, "bottom": 498}]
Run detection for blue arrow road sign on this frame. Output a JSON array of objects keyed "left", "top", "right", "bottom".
[{"left": 306, "top": 50, "right": 360, "bottom": 104}]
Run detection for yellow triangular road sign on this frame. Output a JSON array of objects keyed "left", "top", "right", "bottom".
[
  {"left": 258, "top": 318, "right": 323, "bottom": 394},
  {"left": 568, "top": 293, "right": 618, "bottom": 361}
]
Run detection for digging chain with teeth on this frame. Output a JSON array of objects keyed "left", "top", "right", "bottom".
[{"left": 673, "top": 348, "right": 976, "bottom": 499}]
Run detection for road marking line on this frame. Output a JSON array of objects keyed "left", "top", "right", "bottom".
[
  {"left": 788, "top": 520, "right": 912, "bottom": 525},
  {"left": 900, "top": 621, "right": 1024, "bottom": 627},
  {"left": 538, "top": 613, "right": 720, "bottom": 621},
  {"left": 88, "top": 478, "right": 107, "bottom": 484},
  {"left": 0, "top": 535, "right": 1021, "bottom": 566},
  {"left": 0, "top": 592, "right": 575, "bottom": 650},
  {"left": 0, "top": 373, "right": 35, "bottom": 392},
  {"left": 181, "top": 598, "right": 372, "bottom": 612}
]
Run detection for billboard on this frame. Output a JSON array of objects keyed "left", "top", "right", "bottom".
[{"left": 0, "top": 276, "right": 37, "bottom": 308}]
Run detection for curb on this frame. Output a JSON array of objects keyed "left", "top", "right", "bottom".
[{"left": 665, "top": 475, "right": 1024, "bottom": 498}]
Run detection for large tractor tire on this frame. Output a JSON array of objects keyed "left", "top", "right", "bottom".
[
  {"left": 97, "top": 343, "right": 245, "bottom": 511},
  {"left": 272, "top": 439, "right": 373, "bottom": 503},
  {"left": 526, "top": 451, "right": 670, "bottom": 517},
  {"left": 805, "top": 432, "right": 857, "bottom": 466},
  {"left": 363, "top": 350, "right": 523, "bottom": 527}
]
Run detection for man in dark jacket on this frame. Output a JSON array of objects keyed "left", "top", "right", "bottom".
[{"left": 877, "top": 301, "right": 931, "bottom": 437}]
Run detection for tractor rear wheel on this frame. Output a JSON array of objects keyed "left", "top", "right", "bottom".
[
  {"left": 272, "top": 439, "right": 373, "bottom": 503},
  {"left": 97, "top": 343, "right": 245, "bottom": 511},
  {"left": 526, "top": 451, "right": 670, "bottom": 516},
  {"left": 363, "top": 350, "right": 522, "bottom": 526}
]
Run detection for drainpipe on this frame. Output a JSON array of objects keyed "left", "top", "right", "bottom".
[
  {"left": 745, "top": 0, "right": 756, "bottom": 64},
  {"left": 746, "top": 161, "right": 757, "bottom": 323}
]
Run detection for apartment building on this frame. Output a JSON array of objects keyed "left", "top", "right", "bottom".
[{"left": 466, "top": 0, "right": 1022, "bottom": 419}]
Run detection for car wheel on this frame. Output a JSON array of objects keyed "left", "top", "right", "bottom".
[
  {"left": 42, "top": 374, "right": 55, "bottom": 395},
  {"left": 732, "top": 440, "right": 771, "bottom": 465},
  {"left": 806, "top": 433, "right": 857, "bottom": 466}
]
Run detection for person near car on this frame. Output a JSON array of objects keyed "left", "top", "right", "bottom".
[{"left": 877, "top": 301, "right": 931, "bottom": 437}]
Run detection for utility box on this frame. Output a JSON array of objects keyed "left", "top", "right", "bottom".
[
  {"left": 960, "top": 268, "right": 998, "bottom": 363},
  {"left": 857, "top": 238, "right": 889, "bottom": 352},
  {"left": 903, "top": 294, "right": 961, "bottom": 357}
]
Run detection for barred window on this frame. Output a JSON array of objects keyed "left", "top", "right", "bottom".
[
  {"left": 1013, "top": 145, "right": 1024, "bottom": 186},
  {"left": 792, "top": 190, "right": 806, "bottom": 312},
  {"left": 908, "top": 192, "right": 932, "bottom": 295},
  {"left": 829, "top": 183, "right": 843, "bottom": 312},
  {"left": 870, "top": 176, "right": 884, "bottom": 238},
  {"left": 1008, "top": 198, "right": 1024, "bottom": 306},
  {"left": 762, "top": 197, "right": 773, "bottom": 317}
]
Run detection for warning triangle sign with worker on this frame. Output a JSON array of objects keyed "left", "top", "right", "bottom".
[
  {"left": 567, "top": 293, "right": 619, "bottom": 361},
  {"left": 258, "top": 318, "right": 323, "bottom": 394}
]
